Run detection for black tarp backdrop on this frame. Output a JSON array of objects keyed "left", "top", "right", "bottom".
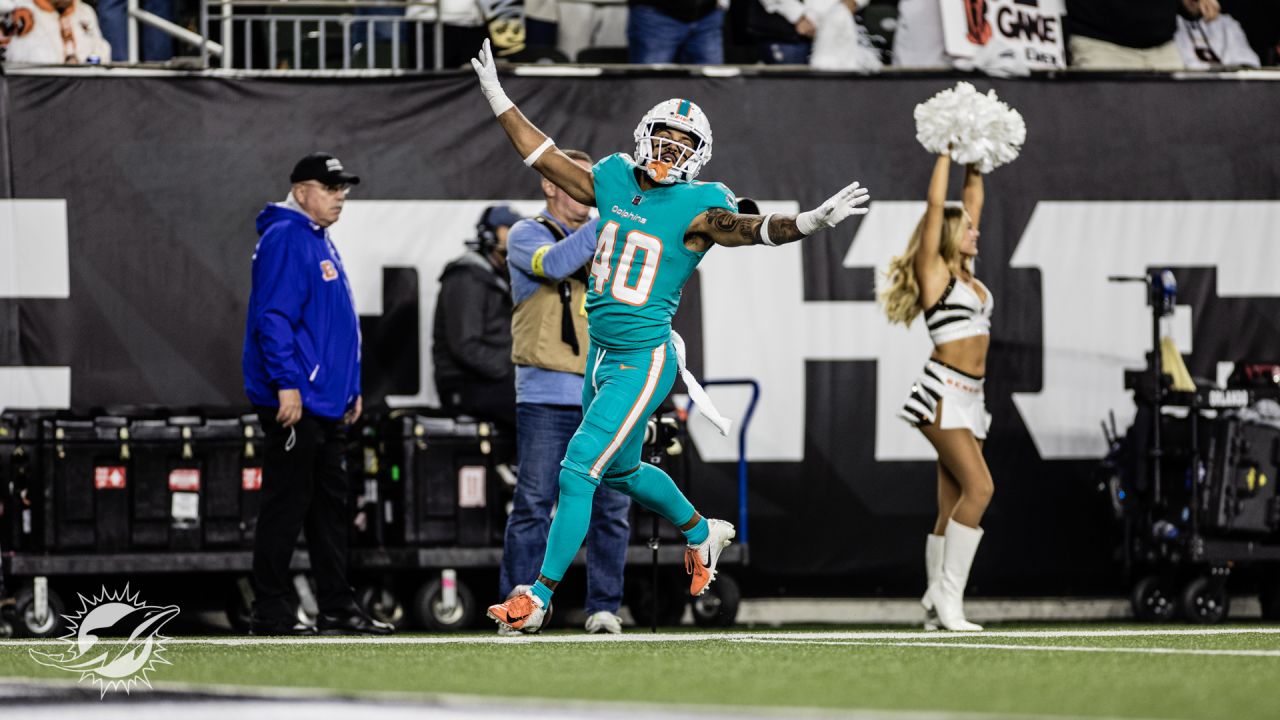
[{"left": 3, "top": 71, "right": 1279, "bottom": 595}]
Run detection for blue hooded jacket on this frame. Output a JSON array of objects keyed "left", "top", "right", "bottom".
[{"left": 242, "top": 200, "right": 361, "bottom": 419}]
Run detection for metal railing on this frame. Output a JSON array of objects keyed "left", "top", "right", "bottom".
[
  {"left": 128, "top": 0, "right": 225, "bottom": 62},
  {"left": 197, "top": 0, "right": 446, "bottom": 71}
]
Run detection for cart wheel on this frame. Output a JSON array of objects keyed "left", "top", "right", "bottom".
[
  {"left": 1181, "top": 575, "right": 1230, "bottom": 624},
  {"left": 1259, "top": 573, "right": 1280, "bottom": 621},
  {"left": 626, "top": 573, "right": 688, "bottom": 627},
  {"left": 0, "top": 598, "right": 14, "bottom": 639},
  {"left": 357, "top": 584, "right": 408, "bottom": 630},
  {"left": 224, "top": 578, "right": 254, "bottom": 633},
  {"left": 1131, "top": 575, "right": 1178, "bottom": 622},
  {"left": 691, "top": 572, "right": 741, "bottom": 628},
  {"left": 412, "top": 577, "right": 477, "bottom": 632},
  {"left": 14, "top": 585, "right": 66, "bottom": 638}
]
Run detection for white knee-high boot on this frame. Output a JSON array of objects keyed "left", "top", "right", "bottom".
[
  {"left": 925, "top": 520, "right": 984, "bottom": 631},
  {"left": 921, "top": 534, "right": 945, "bottom": 631}
]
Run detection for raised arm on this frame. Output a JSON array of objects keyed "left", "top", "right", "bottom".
[
  {"left": 962, "top": 163, "right": 983, "bottom": 230},
  {"left": 471, "top": 40, "right": 595, "bottom": 206},
  {"left": 685, "top": 181, "right": 871, "bottom": 250},
  {"left": 916, "top": 153, "right": 951, "bottom": 275}
]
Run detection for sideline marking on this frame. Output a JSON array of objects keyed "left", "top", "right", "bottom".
[
  {"left": 5, "top": 627, "right": 1280, "bottom": 647},
  {"left": 732, "top": 638, "right": 1280, "bottom": 658}
]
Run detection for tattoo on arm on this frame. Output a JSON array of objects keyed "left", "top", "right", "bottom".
[
  {"left": 759, "top": 214, "right": 807, "bottom": 246},
  {"left": 706, "top": 208, "right": 760, "bottom": 246}
]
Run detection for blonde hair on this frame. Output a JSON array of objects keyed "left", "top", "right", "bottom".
[{"left": 880, "top": 204, "right": 973, "bottom": 326}]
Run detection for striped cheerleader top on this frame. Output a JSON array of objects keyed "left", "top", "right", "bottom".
[{"left": 924, "top": 275, "right": 993, "bottom": 346}]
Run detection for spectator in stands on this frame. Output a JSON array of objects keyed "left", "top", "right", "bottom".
[
  {"left": 406, "top": 0, "right": 490, "bottom": 68},
  {"left": 1066, "top": 0, "right": 1209, "bottom": 70},
  {"left": 627, "top": 0, "right": 725, "bottom": 64},
  {"left": 1221, "top": 0, "right": 1280, "bottom": 65},
  {"left": 433, "top": 205, "right": 520, "bottom": 430},
  {"left": 97, "top": 0, "right": 172, "bottom": 63},
  {"left": 497, "top": 149, "right": 632, "bottom": 636},
  {"left": 525, "top": 0, "right": 557, "bottom": 52},
  {"left": 242, "top": 152, "right": 392, "bottom": 636},
  {"left": 748, "top": 0, "right": 817, "bottom": 64},
  {"left": 557, "top": 0, "right": 627, "bottom": 62},
  {"left": 809, "top": 0, "right": 882, "bottom": 70},
  {"left": 1, "top": 0, "right": 111, "bottom": 64},
  {"left": 1176, "top": 0, "right": 1260, "bottom": 68},
  {"left": 891, "top": 0, "right": 950, "bottom": 68},
  {"left": 749, "top": 0, "right": 872, "bottom": 66}
]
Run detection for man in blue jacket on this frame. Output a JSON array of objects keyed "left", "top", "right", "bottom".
[{"left": 242, "top": 152, "right": 391, "bottom": 636}]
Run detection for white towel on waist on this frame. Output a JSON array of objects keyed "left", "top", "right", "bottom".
[{"left": 670, "top": 331, "right": 732, "bottom": 436}]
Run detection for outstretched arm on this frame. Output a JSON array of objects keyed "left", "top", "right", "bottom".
[
  {"left": 685, "top": 181, "right": 871, "bottom": 249},
  {"left": 916, "top": 153, "right": 950, "bottom": 274},
  {"left": 962, "top": 163, "right": 983, "bottom": 230},
  {"left": 472, "top": 40, "right": 595, "bottom": 205}
]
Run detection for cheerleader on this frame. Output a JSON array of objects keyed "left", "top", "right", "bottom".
[{"left": 882, "top": 152, "right": 991, "bottom": 632}]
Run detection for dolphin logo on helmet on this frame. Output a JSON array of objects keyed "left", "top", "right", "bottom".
[{"left": 633, "top": 98, "right": 714, "bottom": 185}]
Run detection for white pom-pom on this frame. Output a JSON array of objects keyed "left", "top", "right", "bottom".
[
  {"left": 913, "top": 82, "right": 980, "bottom": 156},
  {"left": 914, "top": 83, "right": 1026, "bottom": 173}
]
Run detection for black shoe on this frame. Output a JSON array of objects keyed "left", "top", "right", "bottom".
[
  {"left": 249, "top": 619, "right": 317, "bottom": 636},
  {"left": 316, "top": 610, "right": 395, "bottom": 635}
]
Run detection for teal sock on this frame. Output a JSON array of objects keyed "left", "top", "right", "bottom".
[
  {"left": 603, "top": 463, "right": 700, "bottom": 539},
  {"left": 537, "top": 466, "right": 596, "bottom": 585},
  {"left": 530, "top": 580, "right": 553, "bottom": 608},
  {"left": 683, "top": 516, "right": 709, "bottom": 546}
]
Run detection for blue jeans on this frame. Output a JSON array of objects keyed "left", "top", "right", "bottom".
[
  {"left": 97, "top": 0, "right": 174, "bottom": 62},
  {"left": 627, "top": 5, "right": 724, "bottom": 64},
  {"left": 760, "top": 40, "right": 811, "bottom": 65},
  {"left": 500, "top": 403, "right": 631, "bottom": 614}
]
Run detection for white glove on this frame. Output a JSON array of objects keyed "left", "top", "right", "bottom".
[
  {"left": 470, "top": 39, "right": 514, "bottom": 117},
  {"left": 796, "top": 181, "right": 871, "bottom": 235}
]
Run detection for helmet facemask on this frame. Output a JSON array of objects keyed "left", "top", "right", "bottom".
[{"left": 633, "top": 100, "right": 714, "bottom": 185}]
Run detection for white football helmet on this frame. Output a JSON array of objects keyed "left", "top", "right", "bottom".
[{"left": 633, "top": 99, "right": 713, "bottom": 185}]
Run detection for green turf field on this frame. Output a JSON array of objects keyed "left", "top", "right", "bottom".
[{"left": 4, "top": 626, "right": 1279, "bottom": 718}]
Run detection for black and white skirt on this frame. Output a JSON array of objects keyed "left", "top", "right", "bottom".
[{"left": 898, "top": 359, "right": 992, "bottom": 439}]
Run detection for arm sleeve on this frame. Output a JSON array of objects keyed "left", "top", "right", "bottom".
[
  {"left": 535, "top": 217, "right": 599, "bottom": 280},
  {"left": 438, "top": 272, "right": 512, "bottom": 381},
  {"left": 250, "top": 229, "right": 307, "bottom": 390},
  {"left": 505, "top": 220, "right": 552, "bottom": 281},
  {"left": 761, "top": 0, "right": 806, "bottom": 23}
]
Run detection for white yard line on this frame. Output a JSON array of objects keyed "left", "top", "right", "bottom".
[
  {"left": 0, "top": 677, "right": 1154, "bottom": 720},
  {"left": 4, "top": 627, "right": 1280, "bottom": 647},
  {"left": 732, "top": 638, "right": 1280, "bottom": 658}
]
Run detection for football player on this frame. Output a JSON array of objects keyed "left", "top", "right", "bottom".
[{"left": 472, "top": 40, "right": 871, "bottom": 632}]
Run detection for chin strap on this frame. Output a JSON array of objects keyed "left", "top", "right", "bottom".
[{"left": 670, "top": 331, "right": 732, "bottom": 436}]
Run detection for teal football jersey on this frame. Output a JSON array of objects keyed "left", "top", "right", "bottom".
[{"left": 586, "top": 153, "right": 737, "bottom": 350}]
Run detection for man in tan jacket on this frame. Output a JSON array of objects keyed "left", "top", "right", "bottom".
[{"left": 497, "top": 149, "right": 632, "bottom": 635}]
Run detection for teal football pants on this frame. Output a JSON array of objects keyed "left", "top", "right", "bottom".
[{"left": 538, "top": 340, "right": 697, "bottom": 583}]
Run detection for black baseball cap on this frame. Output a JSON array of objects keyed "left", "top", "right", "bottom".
[{"left": 290, "top": 152, "right": 361, "bottom": 186}]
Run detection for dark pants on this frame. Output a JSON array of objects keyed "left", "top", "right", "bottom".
[
  {"left": 97, "top": 0, "right": 174, "bottom": 62},
  {"left": 627, "top": 5, "right": 724, "bottom": 64},
  {"left": 251, "top": 408, "right": 355, "bottom": 623}
]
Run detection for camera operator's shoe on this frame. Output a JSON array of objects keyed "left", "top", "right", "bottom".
[
  {"left": 685, "top": 519, "right": 735, "bottom": 597},
  {"left": 584, "top": 611, "right": 623, "bottom": 634},
  {"left": 487, "top": 588, "right": 545, "bottom": 633}
]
